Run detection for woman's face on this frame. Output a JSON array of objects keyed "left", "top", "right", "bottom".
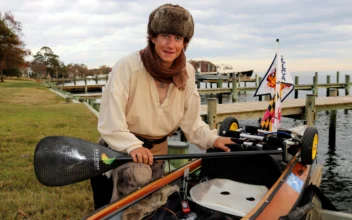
[{"left": 152, "top": 34, "right": 185, "bottom": 68}]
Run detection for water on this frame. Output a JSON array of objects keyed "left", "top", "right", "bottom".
[
  {"left": 197, "top": 72, "right": 352, "bottom": 213},
  {"left": 65, "top": 72, "right": 352, "bottom": 212},
  {"left": 317, "top": 111, "right": 352, "bottom": 212},
  {"left": 63, "top": 79, "right": 107, "bottom": 86}
]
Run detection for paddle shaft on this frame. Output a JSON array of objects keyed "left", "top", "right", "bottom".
[{"left": 119, "top": 150, "right": 284, "bottom": 161}]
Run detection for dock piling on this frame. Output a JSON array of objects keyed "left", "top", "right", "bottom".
[
  {"left": 217, "top": 94, "right": 223, "bottom": 104},
  {"left": 217, "top": 77, "right": 222, "bottom": 89},
  {"left": 305, "top": 94, "right": 316, "bottom": 126},
  {"left": 93, "top": 103, "right": 100, "bottom": 112},
  {"left": 345, "top": 75, "right": 350, "bottom": 114},
  {"left": 168, "top": 141, "right": 189, "bottom": 168},
  {"left": 238, "top": 77, "right": 241, "bottom": 95},
  {"left": 88, "top": 99, "right": 96, "bottom": 107},
  {"left": 336, "top": 71, "right": 340, "bottom": 83},
  {"left": 336, "top": 71, "right": 340, "bottom": 96},
  {"left": 65, "top": 93, "right": 73, "bottom": 103},
  {"left": 345, "top": 75, "right": 350, "bottom": 96},
  {"left": 329, "top": 89, "right": 338, "bottom": 146},
  {"left": 295, "top": 76, "right": 299, "bottom": 99},
  {"left": 258, "top": 77, "right": 263, "bottom": 101},
  {"left": 313, "top": 72, "right": 318, "bottom": 97},
  {"left": 207, "top": 98, "right": 217, "bottom": 129},
  {"left": 232, "top": 77, "right": 237, "bottom": 102},
  {"left": 326, "top": 75, "right": 330, "bottom": 97},
  {"left": 264, "top": 95, "right": 271, "bottom": 101}
]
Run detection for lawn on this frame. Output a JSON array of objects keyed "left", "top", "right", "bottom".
[{"left": 0, "top": 79, "right": 100, "bottom": 219}]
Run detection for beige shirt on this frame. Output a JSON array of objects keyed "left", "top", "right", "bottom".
[{"left": 98, "top": 51, "right": 219, "bottom": 154}]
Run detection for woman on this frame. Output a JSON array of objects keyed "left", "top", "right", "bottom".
[{"left": 91, "top": 3, "right": 234, "bottom": 210}]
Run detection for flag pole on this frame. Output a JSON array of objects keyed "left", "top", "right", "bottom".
[{"left": 274, "top": 39, "right": 281, "bottom": 132}]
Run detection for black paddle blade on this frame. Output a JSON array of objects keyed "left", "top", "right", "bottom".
[{"left": 34, "top": 136, "right": 127, "bottom": 187}]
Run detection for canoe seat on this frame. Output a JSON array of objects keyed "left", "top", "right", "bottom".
[
  {"left": 190, "top": 178, "right": 268, "bottom": 217},
  {"left": 201, "top": 155, "right": 282, "bottom": 188}
]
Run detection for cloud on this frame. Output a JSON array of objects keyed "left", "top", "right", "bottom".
[{"left": 1, "top": 0, "right": 351, "bottom": 72}]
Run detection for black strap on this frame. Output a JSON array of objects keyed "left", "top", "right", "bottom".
[{"left": 135, "top": 135, "right": 167, "bottom": 150}]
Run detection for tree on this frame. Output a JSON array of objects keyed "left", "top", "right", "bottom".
[
  {"left": 0, "top": 11, "right": 30, "bottom": 82},
  {"left": 32, "top": 46, "right": 61, "bottom": 79},
  {"left": 3, "top": 67, "right": 21, "bottom": 77},
  {"left": 98, "top": 65, "right": 112, "bottom": 75},
  {"left": 66, "top": 63, "right": 88, "bottom": 78},
  {"left": 88, "top": 68, "right": 99, "bottom": 76},
  {"left": 30, "top": 59, "right": 46, "bottom": 80},
  {"left": 57, "top": 61, "right": 68, "bottom": 78}
]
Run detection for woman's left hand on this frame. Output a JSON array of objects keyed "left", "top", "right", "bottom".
[{"left": 213, "top": 137, "right": 235, "bottom": 152}]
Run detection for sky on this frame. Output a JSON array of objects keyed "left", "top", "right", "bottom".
[{"left": 1, "top": 0, "right": 352, "bottom": 74}]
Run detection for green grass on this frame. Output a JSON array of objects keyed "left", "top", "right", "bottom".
[{"left": 0, "top": 80, "right": 100, "bottom": 219}]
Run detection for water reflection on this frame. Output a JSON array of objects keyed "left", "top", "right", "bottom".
[
  {"left": 322, "top": 144, "right": 352, "bottom": 212},
  {"left": 319, "top": 111, "right": 352, "bottom": 213}
]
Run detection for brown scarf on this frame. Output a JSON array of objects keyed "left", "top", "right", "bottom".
[{"left": 140, "top": 45, "right": 188, "bottom": 90}]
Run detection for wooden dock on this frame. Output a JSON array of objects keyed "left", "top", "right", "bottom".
[
  {"left": 67, "top": 89, "right": 351, "bottom": 128},
  {"left": 200, "top": 95, "right": 352, "bottom": 127},
  {"left": 198, "top": 73, "right": 351, "bottom": 102},
  {"left": 50, "top": 75, "right": 108, "bottom": 83},
  {"left": 58, "top": 84, "right": 105, "bottom": 93},
  {"left": 72, "top": 93, "right": 102, "bottom": 99},
  {"left": 47, "top": 72, "right": 351, "bottom": 101}
]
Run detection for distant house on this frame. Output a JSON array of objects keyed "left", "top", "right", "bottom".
[
  {"left": 68, "top": 72, "right": 75, "bottom": 78},
  {"left": 189, "top": 60, "right": 217, "bottom": 73},
  {"left": 20, "top": 67, "right": 34, "bottom": 78}
]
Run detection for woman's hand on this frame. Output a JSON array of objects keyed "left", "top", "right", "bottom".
[
  {"left": 130, "top": 147, "right": 154, "bottom": 165},
  {"left": 213, "top": 137, "right": 235, "bottom": 152}
]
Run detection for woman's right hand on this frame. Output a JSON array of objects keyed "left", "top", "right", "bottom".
[{"left": 130, "top": 147, "right": 154, "bottom": 165}]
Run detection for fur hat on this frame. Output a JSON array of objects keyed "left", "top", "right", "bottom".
[{"left": 148, "top": 4, "right": 194, "bottom": 41}]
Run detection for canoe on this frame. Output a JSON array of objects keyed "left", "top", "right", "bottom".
[
  {"left": 86, "top": 156, "right": 313, "bottom": 219},
  {"left": 84, "top": 117, "right": 323, "bottom": 220}
]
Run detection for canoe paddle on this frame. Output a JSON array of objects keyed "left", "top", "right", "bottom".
[{"left": 34, "top": 136, "right": 283, "bottom": 187}]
